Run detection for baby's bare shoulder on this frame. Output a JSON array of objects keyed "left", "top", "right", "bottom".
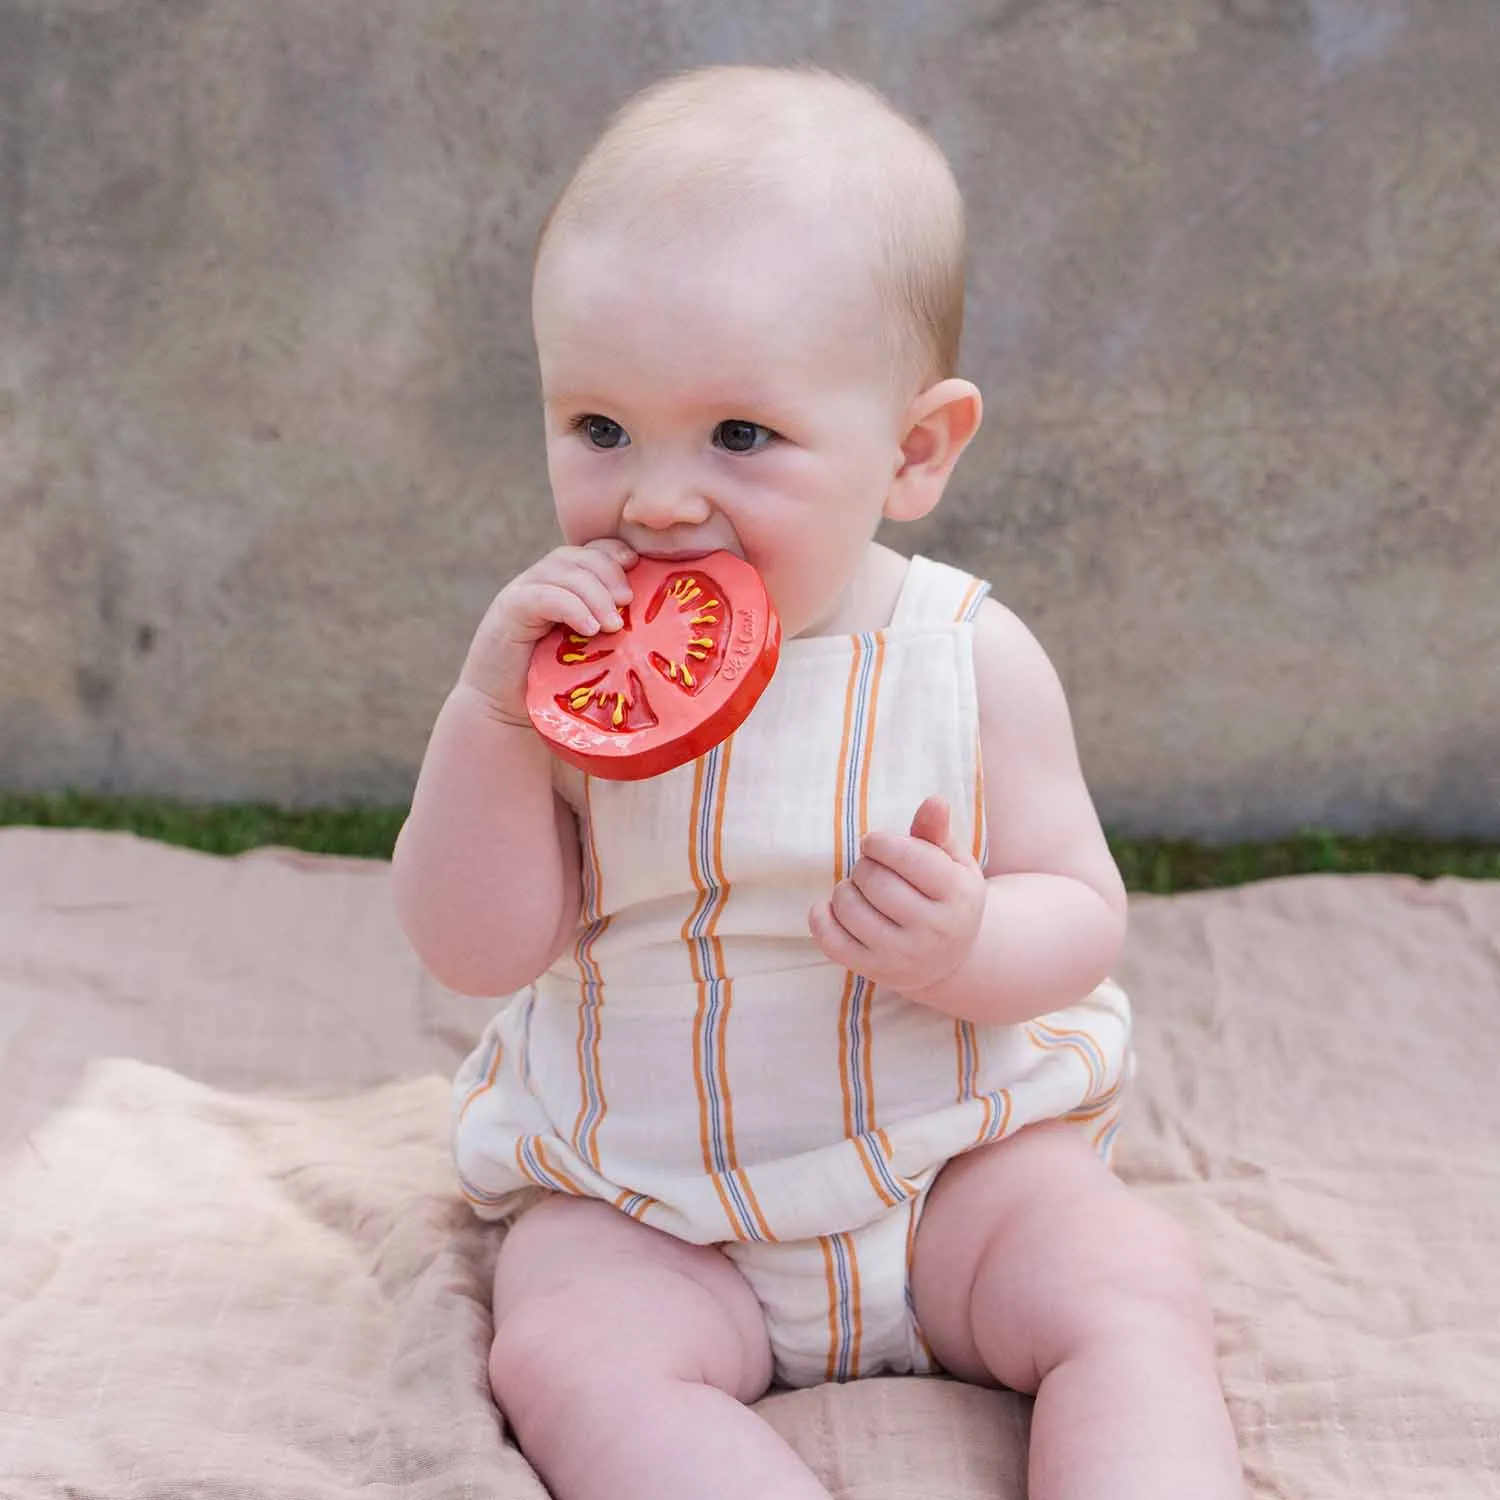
[
  {"left": 970, "top": 595, "right": 1073, "bottom": 739},
  {"left": 970, "top": 597, "right": 1122, "bottom": 906}
]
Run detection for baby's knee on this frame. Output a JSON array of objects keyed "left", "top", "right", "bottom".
[
  {"left": 1069, "top": 1198, "right": 1212, "bottom": 1349},
  {"left": 489, "top": 1256, "right": 771, "bottom": 1442},
  {"left": 489, "top": 1287, "right": 607, "bottom": 1444}
]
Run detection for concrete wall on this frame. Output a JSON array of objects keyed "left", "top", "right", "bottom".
[{"left": 3, "top": 0, "right": 1496, "bottom": 838}]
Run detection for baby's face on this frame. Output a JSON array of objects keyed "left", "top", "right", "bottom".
[{"left": 532, "top": 218, "right": 912, "bottom": 638}]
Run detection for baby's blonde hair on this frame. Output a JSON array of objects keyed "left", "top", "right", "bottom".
[{"left": 535, "top": 65, "right": 967, "bottom": 393}]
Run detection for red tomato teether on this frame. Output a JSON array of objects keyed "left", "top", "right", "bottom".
[{"left": 526, "top": 551, "right": 781, "bottom": 781}]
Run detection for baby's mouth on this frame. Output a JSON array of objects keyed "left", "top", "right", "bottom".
[{"left": 634, "top": 547, "right": 715, "bottom": 562}]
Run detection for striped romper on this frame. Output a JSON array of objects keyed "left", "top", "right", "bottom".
[{"left": 452, "top": 554, "right": 1133, "bottom": 1388}]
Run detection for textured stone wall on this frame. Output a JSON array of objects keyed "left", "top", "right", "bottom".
[{"left": 3, "top": 0, "right": 1496, "bottom": 837}]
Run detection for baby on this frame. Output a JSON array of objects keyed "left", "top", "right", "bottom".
[{"left": 393, "top": 64, "right": 1242, "bottom": 1500}]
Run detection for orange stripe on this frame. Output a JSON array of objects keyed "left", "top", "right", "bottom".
[
  {"left": 513, "top": 1136, "right": 585, "bottom": 1197},
  {"left": 820, "top": 1236, "right": 842, "bottom": 1383},
  {"left": 956, "top": 1018, "right": 981, "bottom": 1100},
  {"left": 832, "top": 641, "right": 865, "bottom": 1163},
  {"left": 611, "top": 1190, "right": 659, "bottom": 1222},
  {"left": 570, "top": 779, "right": 609, "bottom": 1165},
  {"left": 1065, "top": 1082, "right": 1124, "bottom": 1125},
  {"left": 853, "top": 1134, "right": 902, "bottom": 1209},
  {"left": 534, "top": 1140, "right": 585, "bottom": 1195},
  {"left": 905, "top": 1203, "right": 936, "bottom": 1366},
  {"left": 955, "top": 578, "right": 983, "bottom": 622},
  {"left": 1026, "top": 1022, "right": 1106, "bottom": 1096},
  {"left": 956, "top": 731, "right": 987, "bottom": 1100},
  {"left": 831, "top": 645, "right": 863, "bottom": 882},
  {"left": 456, "top": 1038, "right": 504, "bottom": 1124},
  {"left": 975, "top": 1087, "right": 1014, "bottom": 1149},
  {"left": 706, "top": 739, "right": 775, "bottom": 1244},
  {"left": 972, "top": 729, "right": 986, "bottom": 864},
  {"left": 837, "top": 972, "right": 859, "bottom": 1139},
  {"left": 845, "top": 1234, "right": 864, "bottom": 1379},
  {"left": 682, "top": 743, "right": 775, "bottom": 1243},
  {"left": 685, "top": 755, "right": 717, "bottom": 1178},
  {"left": 707, "top": 738, "right": 741, "bottom": 1173},
  {"left": 856, "top": 634, "right": 885, "bottom": 836},
  {"left": 834, "top": 633, "right": 870, "bottom": 1158},
  {"left": 853, "top": 636, "right": 886, "bottom": 1141}
]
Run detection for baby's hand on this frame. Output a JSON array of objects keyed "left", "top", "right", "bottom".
[
  {"left": 808, "top": 796, "right": 987, "bottom": 998},
  {"left": 457, "top": 539, "right": 637, "bottom": 725}
]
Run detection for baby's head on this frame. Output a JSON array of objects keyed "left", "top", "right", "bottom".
[{"left": 531, "top": 65, "right": 982, "bottom": 637}]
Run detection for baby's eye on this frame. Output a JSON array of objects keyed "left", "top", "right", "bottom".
[
  {"left": 574, "top": 415, "right": 630, "bottom": 450},
  {"left": 713, "top": 420, "right": 775, "bottom": 454}
]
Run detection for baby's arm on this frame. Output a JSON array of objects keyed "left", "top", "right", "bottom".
[
  {"left": 391, "top": 538, "right": 636, "bottom": 996},
  {"left": 929, "top": 597, "right": 1128, "bottom": 1023},
  {"left": 809, "top": 598, "right": 1126, "bottom": 1026},
  {"left": 392, "top": 691, "right": 582, "bottom": 996}
]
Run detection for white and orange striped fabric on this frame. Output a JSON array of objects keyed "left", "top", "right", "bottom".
[{"left": 452, "top": 554, "right": 1132, "bottom": 1386}]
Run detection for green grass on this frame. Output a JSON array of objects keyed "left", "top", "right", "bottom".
[
  {"left": 2, "top": 791, "right": 1496, "bottom": 892},
  {"left": 1110, "top": 833, "right": 1500, "bottom": 894},
  {"left": 0, "top": 791, "right": 406, "bottom": 861}
]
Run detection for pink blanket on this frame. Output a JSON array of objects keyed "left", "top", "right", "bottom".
[{"left": 1, "top": 828, "right": 1496, "bottom": 1496}]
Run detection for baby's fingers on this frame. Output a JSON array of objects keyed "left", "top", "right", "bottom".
[
  {"left": 808, "top": 896, "right": 871, "bottom": 969},
  {"left": 829, "top": 880, "right": 902, "bottom": 950},
  {"left": 849, "top": 856, "right": 931, "bottom": 926},
  {"left": 859, "top": 830, "right": 966, "bottom": 900},
  {"left": 513, "top": 581, "right": 615, "bottom": 641},
  {"left": 572, "top": 539, "right": 639, "bottom": 608},
  {"left": 543, "top": 562, "right": 632, "bottom": 633}
]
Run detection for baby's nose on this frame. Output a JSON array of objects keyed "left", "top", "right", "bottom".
[{"left": 620, "top": 474, "right": 714, "bottom": 530}]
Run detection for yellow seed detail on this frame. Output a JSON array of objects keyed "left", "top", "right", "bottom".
[
  {"left": 561, "top": 651, "right": 589, "bottom": 664},
  {"left": 681, "top": 666, "right": 695, "bottom": 687},
  {"left": 612, "top": 694, "right": 625, "bottom": 727}
]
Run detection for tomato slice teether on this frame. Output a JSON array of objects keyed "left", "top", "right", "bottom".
[{"left": 526, "top": 550, "right": 781, "bottom": 781}]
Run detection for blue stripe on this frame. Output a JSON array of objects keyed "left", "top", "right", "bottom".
[
  {"left": 842, "top": 642, "right": 876, "bottom": 1154},
  {"left": 842, "top": 636, "right": 876, "bottom": 870},
  {"left": 981, "top": 1090, "right": 1011, "bottom": 1144},
  {"left": 846, "top": 974, "right": 869, "bottom": 1132},
  {"left": 689, "top": 746, "right": 767, "bottom": 1243},
  {"left": 962, "top": 580, "right": 991, "bottom": 621},
  {"left": 520, "top": 1137, "right": 571, "bottom": 1193},
  {"left": 862, "top": 1131, "right": 908, "bottom": 1202},
  {"left": 460, "top": 1034, "right": 500, "bottom": 1109},
  {"left": 958, "top": 1023, "right": 977, "bottom": 1099},
  {"left": 1032, "top": 1021, "right": 1107, "bottom": 1093},
  {"left": 457, "top": 1168, "right": 510, "bottom": 1206},
  {"left": 832, "top": 1236, "right": 854, "bottom": 1381},
  {"left": 573, "top": 784, "right": 607, "bottom": 1160},
  {"left": 702, "top": 977, "right": 728, "bottom": 1174},
  {"left": 519, "top": 993, "right": 536, "bottom": 1092}
]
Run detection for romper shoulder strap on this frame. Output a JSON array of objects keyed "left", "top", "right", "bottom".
[{"left": 888, "top": 554, "right": 992, "bottom": 627}]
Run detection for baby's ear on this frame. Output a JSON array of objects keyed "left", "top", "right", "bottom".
[{"left": 884, "top": 379, "right": 983, "bottom": 522}]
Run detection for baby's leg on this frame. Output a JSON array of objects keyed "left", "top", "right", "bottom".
[
  {"left": 910, "top": 1122, "right": 1243, "bottom": 1500},
  {"left": 488, "top": 1195, "right": 830, "bottom": 1500}
]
